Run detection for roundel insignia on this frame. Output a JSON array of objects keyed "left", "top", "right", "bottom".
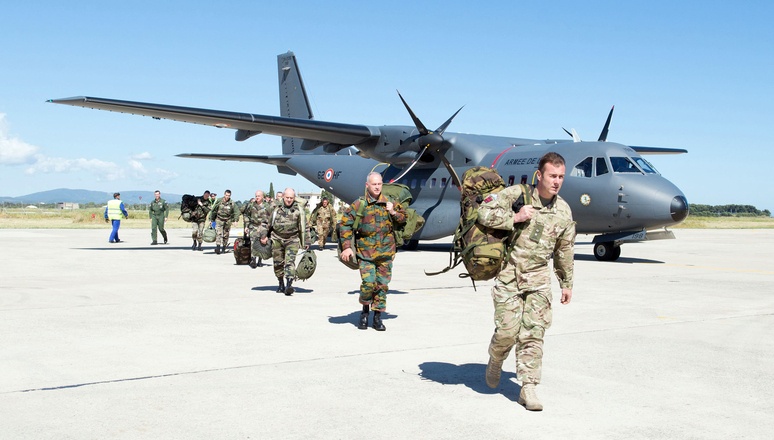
[
  {"left": 324, "top": 169, "right": 334, "bottom": 182},
  {"left": 580, "top": 194, "right": 591, "bottom": 206}
]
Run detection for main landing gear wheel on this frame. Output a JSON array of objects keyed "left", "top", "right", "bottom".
[{"left": 594, "top": 242, "right": 621, "bottom": 261}]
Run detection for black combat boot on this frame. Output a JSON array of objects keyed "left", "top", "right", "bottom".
[
  {"left": 358, "top": 310, "right": 369, "bottom": 330},
  {"left": 285, "top": 277, "right": 294, "bottom": 296},
  {"left": 197, "top": 243, "right": 203, "bottom": 251},
  {"left": 256, "top": 257, "right": 263, "bottom": 267},
  {"left": 372, "top": 311, "right": 386, "bottom": 331},
  {"left": 250, "top": 257, "right": 257, "bottom": 269},
  {"left": 151, "top": 241, "right": 158, "bottom": 245},
  {"left": 192, "top": 240, "right": 197, "bottom": 251},
  {"left": 162, "top": 231, "right": 168, "bottom": 244},
  {"left": 215, "top": 245, "right": 221, "bottom": 255},
  {"left": 276, "top": 278, "right": 285, "bottom": 293}
]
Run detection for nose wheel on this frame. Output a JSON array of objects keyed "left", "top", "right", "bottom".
[{"left": 594, "top": 242, "right": 621, "bottom": 261}]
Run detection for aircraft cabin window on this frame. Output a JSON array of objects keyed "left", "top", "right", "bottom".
[
  {"left": 633, "top": 157, "right": 658, "bottom": 174},
  {"left": 420, "top": 179, "right": 427, "bottom": 188},
  {"left": 401, "top": 179, "right": 408, "bottom": 186},
  {"left": 596, "top": 157, "right": 609, "bottom": 176},
  {"left": 508, "top": 175, "right": 515, "bottom": 186},
  {"left": 430, "top": 178, "right": 436, "bottom": 188},
  {"left": 441, "top": 178, "right": 447, "bottom": 188},
  {"left": 610, "top": 157, "right": 642, "bottom": 173},
  {"left": 411, "top": 179, "right": 417, "bottom": 188},
  {"left": 572, "top": 157, "right": 593, "bottom": 178}
]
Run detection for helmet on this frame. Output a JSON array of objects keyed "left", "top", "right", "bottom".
[{"left": 296, "top": 249, "right": 317, "bottom": 281}]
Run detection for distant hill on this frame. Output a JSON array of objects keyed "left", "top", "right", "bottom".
[{"left": 0, "top": 189, "right": 184, "bottom": 204}]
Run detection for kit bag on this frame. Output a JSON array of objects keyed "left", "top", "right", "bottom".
[
  {"left": 202, "top": 224, "right": 217, "bottom": 243},
  {"left": 295, "top": 249, "right": 317, "bottom": 281},
  {"left": 233, "top": 237, "right": 251, "bottom": 265}
]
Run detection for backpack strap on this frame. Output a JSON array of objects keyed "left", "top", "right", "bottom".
[
  {"left": 352, "top": 198, "right": 367, "bottom": 231},
  {"left": 505, "top": 184, "right": 533, "bottom": 257}
]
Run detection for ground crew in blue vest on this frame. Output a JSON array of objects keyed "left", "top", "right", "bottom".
[
  {"left": 209, "top": 189, "right": 240, "bottom": 254},
  {"left": 477, "top": 152, "right": 576, "bottom": 411},
  {"left": 148, "top": 190, "right": 169, "bottom": 245},
  {"left": 104, "top": 192, "right": 128, "bottom": 243},
  {"left": 260, "top": 188, "right": 311, "bottom": 295},
  {"left": 339, "top": 172, "right": 407, "bottom": 331},
  {"left": 191, "top": 190, "right": 211, "bottom": 251}
]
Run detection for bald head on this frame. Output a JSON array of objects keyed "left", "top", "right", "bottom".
[
  {"left": 366, "top": 172, "right": 383, "bottom": 199},
  {"left": 255, "top": 190, "right": 264, "bottom": 204},
  {"left": 283, "top": 188, "right": 296, "bottom": 207}
]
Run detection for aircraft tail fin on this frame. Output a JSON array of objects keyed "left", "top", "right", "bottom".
[{"left": 278, "top": 51, "right": 315, "bottom": 155}]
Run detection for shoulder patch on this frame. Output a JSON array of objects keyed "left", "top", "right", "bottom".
[{"left": 483, "top": 194, "right": 498, "bottom": 204}]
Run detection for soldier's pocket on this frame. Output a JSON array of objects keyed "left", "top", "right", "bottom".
[{"left": 524, "top": 294, "right": 553, "bottom": 334}]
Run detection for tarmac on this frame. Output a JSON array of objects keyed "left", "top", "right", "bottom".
[{"left": 0, "top": 228, "right": 772, "bottom": 439}]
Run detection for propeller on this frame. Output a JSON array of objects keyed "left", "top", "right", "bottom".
[
  {"left": 562, "top": 106, "right": 615, "bottom": 143},
  {"left": 391, "top": 91, "right": 464, "bottom": 186}
]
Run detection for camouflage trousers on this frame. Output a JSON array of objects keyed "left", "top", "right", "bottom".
[
  {"left": 488, "top": 282, "right": 553, "bottom": 385},
  {"left": 151, "top": 215, "right": 166, "bottom": 242},
  {"left": 316, "top": 220, "right": 331, "bottom": 248},
  {"left": 358, "top": 257, "right": 393, "bottom": 312},
  {"left": 272, "top": 236, "right": 300, "bottom": 279},
  {"left": 191, "top": 221, "right": 206, "bottom": 243},
  {"left": 247, "top": 226, "right": 266, "bottom": 258},
  {"left": 215, "top": 221, "right": 232, "bottom": 246}
]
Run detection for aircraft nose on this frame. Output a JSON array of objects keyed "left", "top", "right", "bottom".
[{"left": 671, "top": 195, "right": 689, "bottom": 222}]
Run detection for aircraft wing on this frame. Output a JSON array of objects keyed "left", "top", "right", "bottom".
[
  {"left": 176, "top": 153, "right": 291, "bottom": 166},
  {"left": 630, "top": 146, "right": 688, "bottom": 155},
  {"left": 48, "top": 96, "right": 379, "bottom": 146}
]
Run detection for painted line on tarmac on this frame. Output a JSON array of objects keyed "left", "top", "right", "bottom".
[{"left": 642, "top": 263, "right": 773, "bottom": 274}]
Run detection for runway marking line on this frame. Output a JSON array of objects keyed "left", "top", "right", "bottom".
[{"left": 642, "top": 263, "right": 773, "bottom": 274}]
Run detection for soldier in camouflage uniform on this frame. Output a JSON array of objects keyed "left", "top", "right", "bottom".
[
  {"left": 209, "top": 189, "right": 240, "bottom": 255},
  {"left": 148, "top": 190, "right": 169, "bottom": 245},
  {"left": 243, "top": 190, "right": 272, "bottom": 268},
  {"left": 340, "top": 172, "right": 406, "bottom": 331},
  {"left": 477, "top": 152, "right": 575, "bottom": 411},
  {"left": 310, "top": 197, "right": 336, "bottom": 250},
  {"left": 262, "top": 188, "right": 311, "bottom": 295},
  {"left": 191, "top": 190, "right": 211, "bottom": 251}
]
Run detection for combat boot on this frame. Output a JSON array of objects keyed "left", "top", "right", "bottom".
[
  {"left": 485, "top": 357, "right": 503, "bottom": 388},
  {"left": 151, "top": 241, "right": 158, "bottom": 245},
  {"left": 256, "top": 258, "right": 263, "bottom": 267},
  {"left": 250, "top": 257, "right": 257, "bottom": 269},
  {"left": 197, "top": 243, "right": 203, "bottom": 251},
  {"left": 358, "top": 311, "right": 368, "bottom": 330},
  {"left": 519, "top": 383, "right": 543, "bottom": 411},
  {"left": 215, "top": 245, "right": 221, "bottom": 255},
  {"left": 162, "top": 231, "right": 168, "bottom": 244},
  {"left": 276, "top": 278, "right": 285, "bottom": 293},
  {"left": 372, "top": 311, "right": 386, "bottom": 331},
  {"left": 285, "top": 278, "right": 294, "bottom": 295}
]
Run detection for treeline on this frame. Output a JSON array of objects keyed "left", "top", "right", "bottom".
[{"left": 690, "top": 204, "right": 771, "bottom": 217}]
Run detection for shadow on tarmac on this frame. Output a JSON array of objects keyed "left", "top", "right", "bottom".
[
  {"left": 574, "top": 254, "right": 664, "bottom": 264},
  {"left": 250, "top": 285, "right": 314, "bottom": 294},
  {"left": 346, "top": 290, "right": 409, "bottom": 295},
  {"left": 417, "top": 361, "right": 522, "bottom": 402},
  {"left": 328, "top": 310, "right": 398, "bottom": 328}
]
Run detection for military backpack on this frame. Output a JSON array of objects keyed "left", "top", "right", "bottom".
[
  {"left": 426, "top": 166, "right": 531, "bottom": 287},
  {"left": 233, "top": 237, "right": 251, "bottom": 265},
  {"left": 180, "top": 194, "right": 199, "bottom": 222}
]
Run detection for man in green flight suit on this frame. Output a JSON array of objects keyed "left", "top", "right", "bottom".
[
  {"left": 339, "top": 172, "right": 407, "bottom": 331},
  {"left": 243, "top": 190, "right": 272, "bottom": 268},
  {"left": 209, "top": 189, "right": 240, "bottom": 255},
  {"left": 477, "top": 152, "right": 576, "bottom": 411},
  {"left": 148, "top": 190, "right": 169, "bottom": 245},
  {"left": 261, "top": 188, "right": 310, "bottom": 295}
]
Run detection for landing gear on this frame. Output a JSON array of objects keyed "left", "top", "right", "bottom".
[
  {"left": 402, "top": 239, "right": 419, "bottom": 251},
  {"left": 593, "top": 242, "right": 621, "bottom": 261}
]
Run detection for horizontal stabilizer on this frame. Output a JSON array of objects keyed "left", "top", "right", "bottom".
[
  {"left": 630, "top": 146, "right": 688, "bottom": 155},
  {"left": 48, "top": 97, "right": 379, "bottom": 147}
]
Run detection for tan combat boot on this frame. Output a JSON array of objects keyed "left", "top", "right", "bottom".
[
  {"left": 519, "top": 383, "right": 543, "bottom": 411},
  {"left": 485, "top": 357, "right": 503, "bottom": 388}
]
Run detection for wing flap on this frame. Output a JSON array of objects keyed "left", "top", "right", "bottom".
[{"left": 49, "top": 96, "right": 379, "bottom": 146}]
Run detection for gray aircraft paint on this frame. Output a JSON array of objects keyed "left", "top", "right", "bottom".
[{"left": 49, "top": 51, "right": 689, "bottom": 260}]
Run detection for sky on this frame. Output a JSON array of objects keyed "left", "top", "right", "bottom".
[{"left": 1, "top": 1, "right": 772, "bottom": 211}]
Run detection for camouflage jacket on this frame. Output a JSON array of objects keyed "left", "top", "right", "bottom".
[
  {"left": 339, "top": 193, "right": 407, "bottom": 262},
  {"left": 311, "top": 204, "right": 336, "bottom": 225},
  {"left": 148, "top": 198, "right": 169, "bottom": 218},
  {"left": 209, "top": 198, "right": 240, "bottom": 222},
  {"left": 477, "top": 185, "right": 575, "bottom": 291},
  {"left": 266, "top": 200, "right": 312, "bottom": 245},
  {"left": 243, "top": 200, "right": 272, "bottom": 231},
  {"left": 191, "top": 198, "right": 211, "bottom": 223}
]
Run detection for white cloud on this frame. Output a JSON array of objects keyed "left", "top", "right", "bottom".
[
  {"left": 0, "top": 114, "right": 41, "bottom": 164},
  {"left": 26, "top": 155, "right": 125, "bottom": 180},
  {"left": 131, "top": 152, "right": 154, "bottom": 160}
]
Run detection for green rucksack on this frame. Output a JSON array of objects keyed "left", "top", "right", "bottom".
[
  {"left": 295, "top": 249, "right": 317, "bottom": 281},
  {"left": 426, "top": 166, "right": 531, "bottom": 287},
  {"left": 379, "top": 183, "right": 425, "bottom": 247}
]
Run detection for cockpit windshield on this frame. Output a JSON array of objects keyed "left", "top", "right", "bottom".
[
  {"left": 610, "top": 156, "right": 642, "bottom": 173},
  {"left": 633, "top": 157, "right": 659, "bottom": 174}
]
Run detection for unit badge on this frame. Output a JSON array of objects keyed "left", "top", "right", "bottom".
[{"left": 580, "top": 194, "right": 591, "bottom": 206}]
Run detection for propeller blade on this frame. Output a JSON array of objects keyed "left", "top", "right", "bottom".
[
  {"left": 598, "top": 106, "right": 614, "bottom": 142},
  {"left": 390, "top": 145, "right": 429, "bottom": 183},
  {"left": 439, "top": 153, "right": 462, "bottom": 188},
  {"left": 435, "top": 106, "right": 464, "bottom": 135},
  {"left": 397, "top": 90, "right": 429, "bottom": 135},
  {"left": 562, "top": 127, "right": 573, "bottom": 138}
]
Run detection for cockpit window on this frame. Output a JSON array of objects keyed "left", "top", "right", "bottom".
[
  {"left": 633, "top": 157, "right": 659, "bottom": 174},
  {"left": 571, "top": 157, "right": 593, "bottom": 178},
  {"left": 610, "top": 156, "right": 642, "bottom": 173},
  {"left": 596, "top": 157, "right": 609, "bottom": 176}
]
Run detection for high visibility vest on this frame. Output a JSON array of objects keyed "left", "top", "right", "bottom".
[{"left": 107, "top": 199, "right": 124, "bottom": 220}]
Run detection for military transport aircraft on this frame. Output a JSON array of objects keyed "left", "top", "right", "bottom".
[{"left": 49, "top": 51, "right": 689, "bottom": 261}]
